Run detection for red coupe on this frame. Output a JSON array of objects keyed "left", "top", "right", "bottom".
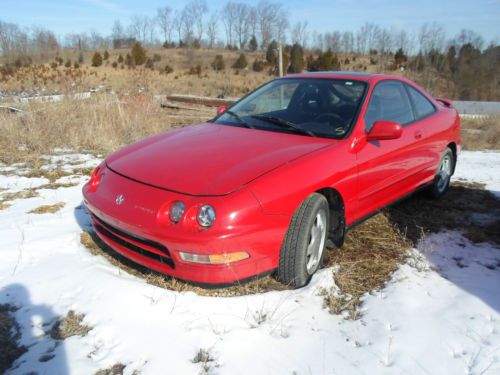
[{"left": 83, "top": 72, "right": 460, "bottom": 288}]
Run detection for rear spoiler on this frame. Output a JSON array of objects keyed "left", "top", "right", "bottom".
[{"left": 435, "top": 98, "right": 453, "bottom": 108}]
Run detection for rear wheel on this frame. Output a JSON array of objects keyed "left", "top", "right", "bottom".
[
  {"left": 426, "top": 147, "right": 454, "bottom": 199},
  {"left": 277, "top": 193, "right": 329, "bottom": 288}
]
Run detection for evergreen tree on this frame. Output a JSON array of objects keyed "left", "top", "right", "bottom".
[
  {"left": 91, "top": 52, "right": 103, "bottom": 67},
  {"left": 288, "top": 43, "right": 304, "bottom": 73},
  {"left": 266, "top": 40, "right": 278, "bottom": 65},
  {"left": 131, "top": 42, "right": 147, "bottom": 65},
  {"left": 248, "top": 35, "right": 258, "bottom": 52}
]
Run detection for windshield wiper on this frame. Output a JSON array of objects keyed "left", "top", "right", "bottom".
[
  {"left": 251, "top": 115, "right": 316, "bottom": 137},
  {"left": 223, "top": 110, "right": 255, "bottom": 129}
]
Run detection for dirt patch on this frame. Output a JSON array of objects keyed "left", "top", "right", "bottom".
[
  {"left": 29, "top": 202, "right": 65, "bottom": 214},
  {"left": 95, "top": 363, "right": 126, "bottom": 375},
  {"left": 0, "top": 304, "right": 27, "bottom": 373},
  {"left": 49, "top": 310, "right": 91, "bottom": 340}
]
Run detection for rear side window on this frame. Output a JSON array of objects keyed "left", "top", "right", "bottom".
[
  {"left": 364, "top": 81, "right": 414, "bottom": 131},
  {"left": 407, "top": 85, "right": 436, "bottom": 119}
]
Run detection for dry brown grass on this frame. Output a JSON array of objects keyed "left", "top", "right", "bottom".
[
  {"left": 461, "top": 114, "right": 500, "bottom": 150},
  {"left": 0, "top": 304, "right": 27, "bottom": 373},
  {"left": 95, "top": 363, "right": 126, "bottom": 375},
  {"left": 321, "top": 214, "right": 410, "bottom": 319},
  {"left": 49, "top": 310, "right": 91, "bottom": 340},
  {"left": 29, "top": 202, "right": 65, "bottom": 214},
  {"left": 0, "top": 189, "right": 39, "bottom": 210},
  {"left": 80, "top": 231, "right": 287, "bottom": 297}
]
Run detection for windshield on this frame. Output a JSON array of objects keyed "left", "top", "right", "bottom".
[{"left": 213, "top": 78, "right": 367, "bottom": 138}]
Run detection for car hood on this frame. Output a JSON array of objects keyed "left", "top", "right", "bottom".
[{"left": 106, "top": 123, "right": 334, "bottom": 196}]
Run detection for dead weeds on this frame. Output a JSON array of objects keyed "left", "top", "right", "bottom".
[
  {"left": 0, "top": 189, "right": 39, "bottom": 210},
  {"left": 49, "top": 310, "right": 91, "bottom": 340},
  {"left": 29, "top": 202, "right": 65, "bottom": 214},
  {"left": 80, "top": 231, "right": 287, "bottom": 297},
  {"left": 95, "top": 363, "right": 126, "bottom": 375}
]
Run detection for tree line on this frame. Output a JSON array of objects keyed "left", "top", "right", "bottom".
[{"left": 0, "top": 1, "right": 496, "bottom": 57}]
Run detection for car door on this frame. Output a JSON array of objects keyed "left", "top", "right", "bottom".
[{"left": 353, "top": 80, "right": 430, "bottom": 222}]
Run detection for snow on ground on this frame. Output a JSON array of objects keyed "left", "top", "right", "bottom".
[{"left": 0, "top": 151, "right": 499, "bottom": 374}]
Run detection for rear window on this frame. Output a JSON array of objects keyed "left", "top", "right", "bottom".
[{"left": 407, "top": 85, "right": 436, "bottom": 119}]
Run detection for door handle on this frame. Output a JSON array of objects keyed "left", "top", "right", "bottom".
[{"left": 414, "top": 131, "right": 423, "bottom": 139}]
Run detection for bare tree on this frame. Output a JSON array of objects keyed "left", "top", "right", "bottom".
[
  {"left": 222, "top": 2, "right": 237, "bottom": 46},
  {"left": 418, "top": 22, "right": 446, "bottom": 53},
  {"left": 324, "top": 31, "right": 341, "bottom": 52},
  {"left": 341, "top": 31, "right": 354, "bottom": 54},
  {"left": 173, "top": 10, "right": 183, "bottom": 44},
  {"left": 206, "top": 12, "right": 218, "bottom": 48},
  {"left": 111, "top": 20, "right": 125, "bottom": 41},
  {"left": 394, "top": 29, "right": 414, "bottom": 55},
  {"left": 180, "top": 5, "right": 195, "bottom": 45},
  {"left": 156, "top": 6, "right": 173, "bottom": 43},
  {"left": 186, "top": 0, "right": 208, "bottom": 42},
  {"left": 129, "top": 15, "right": 149, "bottom": 43},
  {"left": 291, "top": 21, "right": 308, "bottom": 48},
  {"left": 0, "top": 21, "right": 29, "bottom": 60},
  {"left": 257, "top": 1, "right": 284, "bottom": 49},
  {"left": 233, "top": 3, "right": 252, "bottom": 49}
]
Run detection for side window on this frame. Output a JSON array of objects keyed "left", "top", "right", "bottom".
[
  {"left": 407, "top": 85, "right": 436, "bottom": 119},
  {"left": 364, "top": 81, "right": 414, "bottom": 131}
]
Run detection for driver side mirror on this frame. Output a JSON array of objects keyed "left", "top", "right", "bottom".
[
  {"left": 366, "top": 120, "right": 402, "bottom": 141},
  {"left": 216, "top": 105, "right": 227, "bottom": 115}
]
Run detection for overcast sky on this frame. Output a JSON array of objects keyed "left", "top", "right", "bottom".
[{"left": 1, "top": 0, "right": 499, "bottom": 43}]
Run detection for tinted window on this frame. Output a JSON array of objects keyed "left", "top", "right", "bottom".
[
  {"left": 407, "top": 85, "right": 435, "bottom": 119},
  {"left": 364, "top": 81, "right": 414, "bottom": 131}
]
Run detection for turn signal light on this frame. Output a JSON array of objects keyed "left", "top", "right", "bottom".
[{"left": 179, "top": 251, "right": 250, "bottom": 265}]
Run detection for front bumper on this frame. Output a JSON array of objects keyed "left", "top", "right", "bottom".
[{"left": 83, "top": 167, "right": 290, "bottom": 285}]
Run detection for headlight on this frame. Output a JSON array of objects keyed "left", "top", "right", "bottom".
[
  {"left": 197, "top": 205, "right": 216, "bottom": 227},
  {"left": 169, "top": 201, "right": 185, "bottom": 223}
]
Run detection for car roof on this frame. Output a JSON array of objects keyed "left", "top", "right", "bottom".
[{"left": 281, "top": 71, "right": 405, "bottom": 83}]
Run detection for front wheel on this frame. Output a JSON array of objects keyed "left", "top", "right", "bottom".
[
  {"left": 277, "top": 193, "right": 329, "bottom": 288},
  {"left": 426, "top": 147, "right": 454, "bottom": 199}
]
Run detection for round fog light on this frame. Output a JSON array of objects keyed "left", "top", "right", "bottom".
[
  {"left": 169, "top": 201, "right": 185, "bottom": 223},
  {"left": 198, "top": 205, "right": 216, "bottom": 227}
]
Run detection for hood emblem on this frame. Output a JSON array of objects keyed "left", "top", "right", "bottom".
[{"left": 115, "top": 194, "right": 125, "bottom": 205}]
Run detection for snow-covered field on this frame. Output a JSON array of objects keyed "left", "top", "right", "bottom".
[{"left": 1, "top": 151, "right": 499, "bottom": 375}]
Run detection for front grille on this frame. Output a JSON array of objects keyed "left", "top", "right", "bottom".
[{"left": 92, "top": 214, "right": 175, "bottom": 269}]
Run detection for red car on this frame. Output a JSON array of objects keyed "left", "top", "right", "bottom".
[{"left": 83, "top": 72, "right": 460, "bottom": 288}]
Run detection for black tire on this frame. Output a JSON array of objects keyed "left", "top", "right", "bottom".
[
  {"left": 277, "top": 193, "right": 329, "bottom": 288},
  {"left": 426, "top": 147, "right": 454, "bottom": 199}
]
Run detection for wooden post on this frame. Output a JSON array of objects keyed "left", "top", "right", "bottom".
[{"left": 278, "top": 44, "right": 283, "bottom": 77}]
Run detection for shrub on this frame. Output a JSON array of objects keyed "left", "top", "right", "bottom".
[
  {"left": 211, "top": 55, "right": 225, "bottom": 71},
  {"left": 153, "top": 54, "right": 161, "bottom": 62},
  {"left": 73, "top": 62, "right": 80, "bottom": 69},
  {"left": 64, "top": 60, "right": 71, "bottom": 68},
  {"left": 131, "top": 42, "right": 147, "bottom": 65},
  {"left": 248, "top": 35, "right": 258, "bottom": 52},
  {"left": 307, "top": 51, "right": 340, "bottom": 72},
  {"left": 266, "top": 40, "right": 278, "bottom": 65},
  {"left": 112, "top": 61, "right": 118, "bottom": 68},
  {"left": 103, "top": 50, "right": 110, "bottom": 60},
  {"left": 288, "top": 43, "right": 304, "bottom": 73},
  {"left": 188, "top": 64, "right": 202, "bottom": 76},
  {"left": 91, "top": 52, "right": 103, "bottom": 67},
  {"left": 164, "top": 65, "right": 173, "bottom": 74},
  {"left": 117, "top": 54, "right": 124, "bottom": 63},
  {"left": 232, "top": 53, "right": 248, "bottom": 69},
  {"left": 252, "top": 59, "right": 265, "bottom": 72},
  {"left": 145, "top": 58, "right": 154, "bottom": 69}
]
